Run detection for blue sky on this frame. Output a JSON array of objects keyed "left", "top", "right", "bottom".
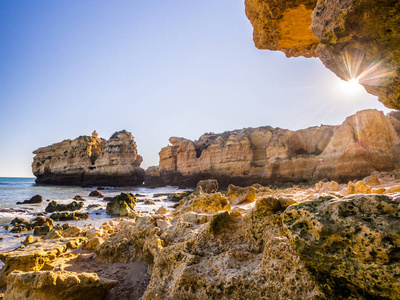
[{"left": 0, "top": 0, "right": 390, "bottom": 177}]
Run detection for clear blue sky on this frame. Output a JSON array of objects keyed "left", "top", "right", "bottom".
[{"left": 0, "top": 0, "right": 390, "bottom": 177}]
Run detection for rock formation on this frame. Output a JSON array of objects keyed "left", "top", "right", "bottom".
[
  {"left": 283, "top": 194, "right": 400, "bottom": 299},
  {"left": 4, "top": 270, "right": 118, "bottom": 300},
  {"left": 245, "top": 0, "right": 400, "bottom": 109},
  {"left": 146, "top": 109, "right": 400, "bottom": 187},
  {"left": 32, "top": 130, "right": 145, "bottom": 186},
  {"left": 95, "top": 191, "right": 321, "bottom": 299}
]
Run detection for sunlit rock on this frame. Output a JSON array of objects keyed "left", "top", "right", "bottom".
[
  {"left": 32, "top": 130, "right": 144, "bottom": 186},
  {"left": 4, "top": 270, "right": 118, "bottom": 300},
  {"left": 283, "top": 194, "right": 400, "bottom": 299}
]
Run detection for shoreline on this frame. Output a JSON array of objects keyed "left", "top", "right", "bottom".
[{"left": 1, "top": 172, "right": 400, "bottom": 298}]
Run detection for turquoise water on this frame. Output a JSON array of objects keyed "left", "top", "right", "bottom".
[{"left": 0, "top": 177, "right": 185, "bottom": 252}]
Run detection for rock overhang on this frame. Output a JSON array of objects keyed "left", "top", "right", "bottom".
[{"left": 245, "top": 0, "right": 400, "bottom": 109}]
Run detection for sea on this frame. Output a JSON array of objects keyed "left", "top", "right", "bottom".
[{"left": 0, "top": 177, "right": 185, "bottom": 253}]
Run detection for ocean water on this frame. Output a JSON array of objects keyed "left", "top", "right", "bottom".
[{"left": 0, "top": 177, "right": 185, "bottom": 253}]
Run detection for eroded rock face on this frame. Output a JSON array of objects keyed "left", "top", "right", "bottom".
[
  {"left": 245, "top": 0, "right": 319, "bottom": 57},
  {"left": 245, "top": 0, "right": 400, "bottom": 109},
  {"left": 311, "top": 0, "right": 400, "bottom": 109},
  {"left": 146, "top": 110, "right": 400, "bottom": 187},
  {"left": 4, "top": 270, "right": 118, "bottom": 300},
  {"left": 0, "top": 237, "right": 86, "bottom": 287},
  {"left": 106, "top": 192, "right": 137, "bottom": 217},
  {"left": 283, "top": 194, "right": 400, "bottom": 299},
  {"left": 32, "top": 130, "right": 145, "bottom": 186},
  {"left": 96, "top": 196, "right": 320, "bottom": 299}
]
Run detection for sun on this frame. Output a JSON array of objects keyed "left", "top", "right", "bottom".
[{"left": 339, "top": 78, "right": 364, "bottom": 95}]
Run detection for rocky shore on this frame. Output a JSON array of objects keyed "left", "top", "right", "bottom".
[
  {"left": 32, "top": 130, "right": 145, "bottom": 187},
  {"left": 1, "top": 174, "right": 400, "bottom": 299},
  {"left": 146, "top": 110, "right": 400, "bottom": 187}
]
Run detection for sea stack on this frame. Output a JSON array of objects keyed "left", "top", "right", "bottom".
[{"left": 32, "top": 130, "right": 145, "bottom": 186}]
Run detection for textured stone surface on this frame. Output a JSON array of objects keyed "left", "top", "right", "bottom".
[
  {"left": 106, "top": 192, "right": 137, "bottom": 217},
  {"left": 4, "top": 270, "right": 118, "bottom": 300},
  {"left": 283, "top": 194, "right": 400, "bottom": 299},
  {"left": 147, "top": 110, "right": 400, "bottom": 187},
  {"left": 245, "top": 0, "right": 400, "bottom": 109},
  {"left": 0, "top": 237, "right": 86, "bottom": 287},
  {"left": 32, "top": 130, "right": 144, "bottom": 186},
  {"left": 245, "top": 0, "right": 319, "bottom": 57},
  {"left": 45, "top": 201, "right": 83, "bottom": 213},
  {"left": 311, "top": 0, "right": 400, "bottom": 109},
  {"left": 96, "top": 196, "right": 320, "bottom": 300},
  {"left": 172, "top": 193, "right": 231, "bottom": 215},
  {"left": 194, "top": 179, "right": 219, "bottom": 194}
]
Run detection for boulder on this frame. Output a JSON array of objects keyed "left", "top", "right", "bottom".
[
  {"left": 106, "top": 192, "right": 136, "bottom": 217},
  {"left": 363, "top": 175, "right": 381, "bottom": 186},
  {"left": 45, "top": 201, "right": 83, "bottom": 213},
  {"left": 167, "top": 191, "right": 192, "bottom": 202},
  {"left": 11, "top": 218, "right": 53, "bottom": 233},
  {"left": 315, "top": 181, "right": 340, "bottom": 193},
  {"left": 173, "top": 193, "right": 231, "bottom": 215},
  {"left": 49, "top": 212, "right": 89, "bottom": 221},
  {"left": 33, "top": 223, "right": 53, "bottom": 236},
  {"left": 73, "top": 195, "right": 84, "bottom": 201},
  {"left": 283, "top": 194, "right": 400, "bottom": 299},
  {"left": 16, "top": 195, "right": 43, "bottom": 205},
  {"left": 144, "top": 200, "right": 155, "bottom": 205},
  {"left": 194, "top": 179, "right": 219, "bottom": 194},
  {"left": 4, "top": 270, "right": 118, "bottom": 300},
  {"left": 88, "top": 190, "right": 104, "bottom": 198},
  {"left": 155, "top": 207, "right": 170, "bottom": 215},
  {"left": 226, "top": 185, "right": 257, "bottom": 205}
]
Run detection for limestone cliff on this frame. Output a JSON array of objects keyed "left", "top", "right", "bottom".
[
  {"left": 32, "top": 130, "right": 145, "bottom": 186},
  {"left": 146, "top": 110, "right": 400, "bottom": 187},
  {"left": 245, "top": 0, "right": 400, "bottom": 109}
]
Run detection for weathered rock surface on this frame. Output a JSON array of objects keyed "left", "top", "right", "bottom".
[
  {"left": 194, "top": 179, "right": 218, "bottom": 194},
  {"left": 173, "top": 193, "right": 231, "bottom": 215},
  {"left": 245, "top": 0, "right": 319, "bottom": 58},
  {"left": 106, "top": 192, "right": 137, "bottom": 217},
  {"left": 10, "top": 217, "right": 53, "bottom": 234},
  {"left": 0, "top": 237, "right": 86, "bottom": 287},
  {"left": 146, "top": 110, "right": 400, "bottom": 187},
  {"left": 283, "top": 194, "right": 400, "bottom": 299},
  {"left": 96, "top": 195, "right": 320, "bottom": 299},
  {"left": 49, "top": 212, "right": 89, "bottom": 221},
  {"left": 245, "top": 0, "right": 400, "bottom": 109},
  {"left": 45, "top": 201, "right": 83, "bottom": 213},
  {"left": 32, "top": 130, "right": 145, "bottom": 186},
  {"left": 4, "top": 270, "right": 118, "bottom": 300}
]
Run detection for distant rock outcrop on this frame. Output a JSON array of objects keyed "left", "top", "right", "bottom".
[
  {"left": 32, "top": 130, "right": 145, "bottom": 186},
  {"left": 245, "top": 0, "right": 400, "bottom": 109},
  {"left": 146, "top": 110, "right": 400, "bottom": 187}
]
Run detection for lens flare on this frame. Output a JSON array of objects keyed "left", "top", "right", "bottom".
[{"left": 339, "top": 48, "right": 394, "bottom": 87}]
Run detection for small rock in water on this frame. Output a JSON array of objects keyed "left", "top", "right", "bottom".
[
  {"left": 89, "top": 190, "right": 104, "bottom": 198},
  {"left": 144, "top": 200, "right": 155, "bottom": 205},
  {"left": 16, "top": 194, "right": 43, "bottom": 205}
]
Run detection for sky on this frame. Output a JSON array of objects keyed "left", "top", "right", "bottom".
[{"left": 0, "top": 0, "right": 391, "bottom": 177}]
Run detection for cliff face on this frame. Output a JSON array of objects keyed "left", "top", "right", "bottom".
[
  {"left": 146, "top": 110, "right": 400, "bottom": 187},
  {"left": 32, "top": 130, "right": 144, "bottom": 186},
  {"left": 245, "top": 0, "right": 400, "bottom": 109}
]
